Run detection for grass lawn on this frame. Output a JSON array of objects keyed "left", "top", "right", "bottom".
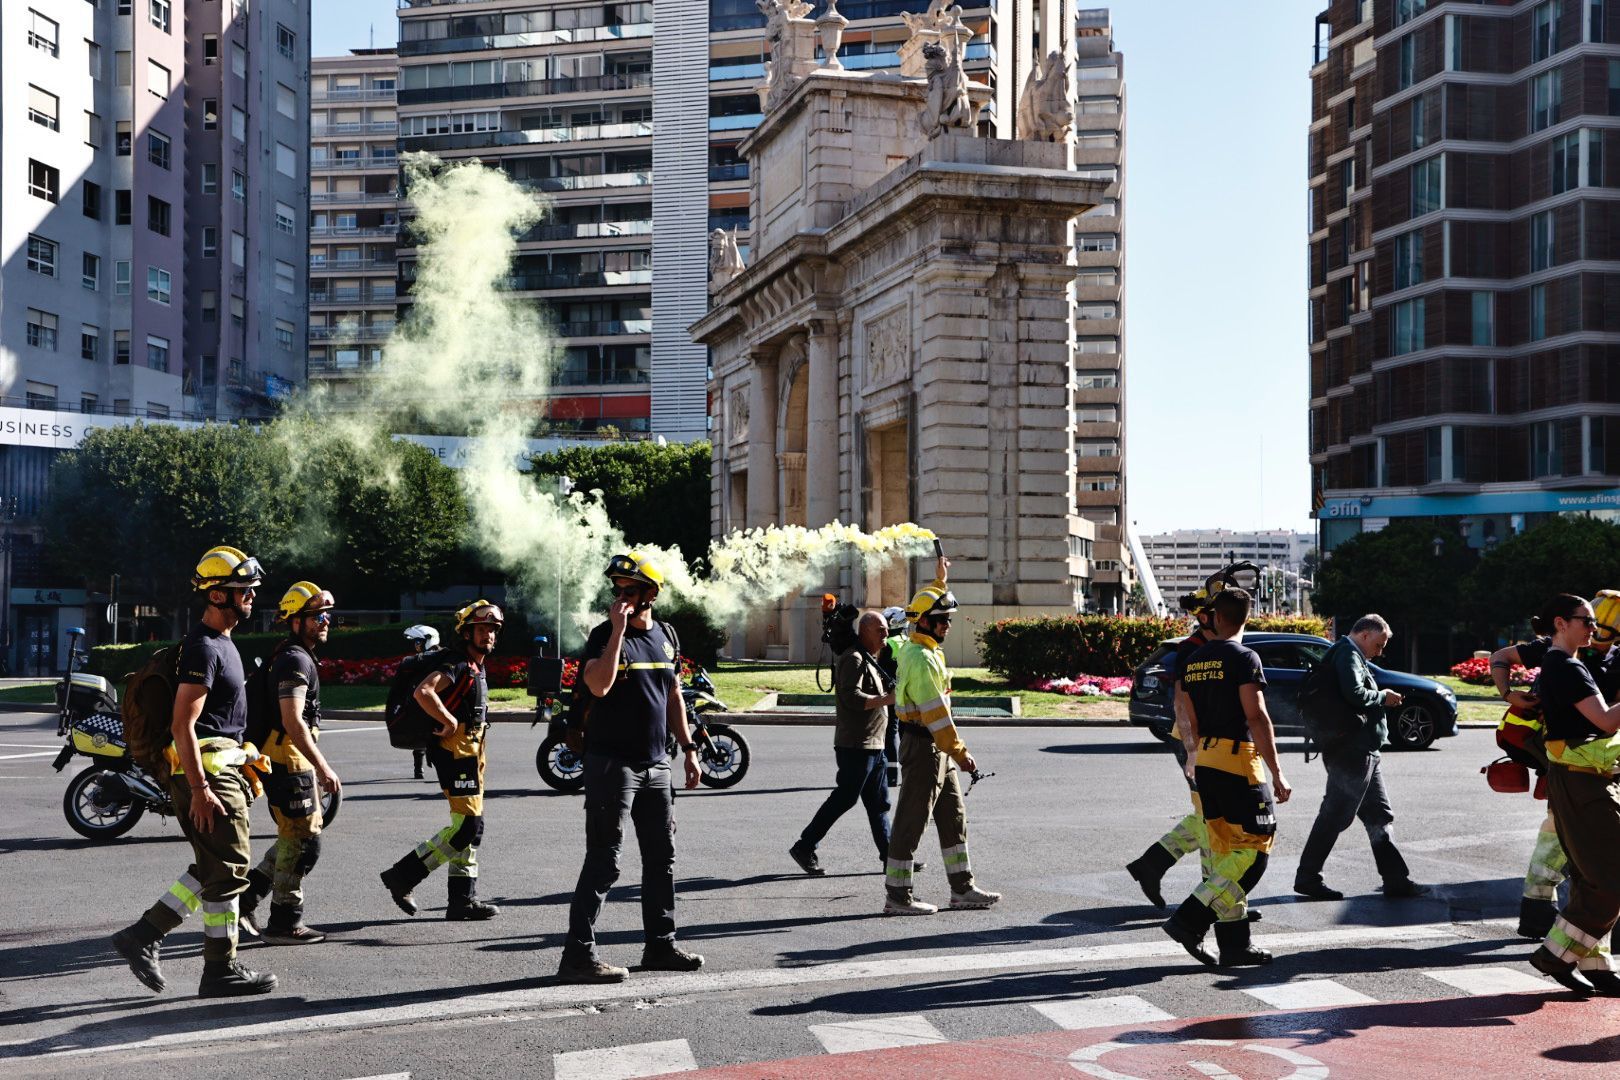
[{"left": 1429, "top": 674, "right": 1505, "bottom": 726}]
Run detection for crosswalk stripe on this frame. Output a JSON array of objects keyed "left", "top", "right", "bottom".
[
  {"left": 1032, "top": 995, "right": 1176, "bottom": 1030},
  {"left": 1422, "top": 966, "right": 1553, "bottom": 996},
  {"left": 553, "top": 1039, "right": 697, "bottom": 1080},
  {"left": 809, "top": 1015, "right": 947, "bottom": 1054},
  {"left": 340, "top": 1074, "right": 410, "bottom": 1080},
  {"left": 1241, "top": 979, "right": 1376, "bottom": 1010}
]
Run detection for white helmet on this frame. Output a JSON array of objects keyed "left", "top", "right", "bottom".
[
  {"left": 882, "top": 606, "right": 908, "bottom": 634},
  {"left": 404, "top": 624, "right": 440, "bottom": 653}
]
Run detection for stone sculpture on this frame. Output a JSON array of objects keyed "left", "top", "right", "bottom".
[
  {"left": 710, "top": 228, "right": 746, "bottom": 288},
  {"left": 900, "top": 0, "right": 962, "bottom": 35},
  {"left": 920, "top": 41, "right": 974, "bottom": 139},
  {"left": 759, "top": 0, "right": 817, "bottom": 109},
  {"left": 1016, "top": 50, "right": 1075, "bottom": 143}
]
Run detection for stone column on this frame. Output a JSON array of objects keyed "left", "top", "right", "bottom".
[
  {"left": 795, "top": 319, "right": 840, "bottom": 661},
  {"left": 745, "top": 352, "right": 779, "bottom": 528}
]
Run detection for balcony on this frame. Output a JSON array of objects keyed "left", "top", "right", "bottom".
[
  {"left": 708, "top": 163, "right": 749, "bottom": 182},
  {"left": 505, "top": 269, "right": 652, "bottom": 290},
  {"left": 309, "top": 323, "right": 395, "bottom": 342},
  {"left": 310, "top": 258, "right": 399, "bottom": 272},
  {"left": 404, "top": 120, "right": 652, "bottom": 153},
  {"left": 310, "top": 287, "right": 396, "bottom": 305},
  {"left": 311, "top": 121, "right": 398, "bottom": 136},
  {"left": 399, "top": 23, "right": 652, "bottom": 56},
  {"left": 307, "top": 355, "right": 382, "bottom": 376},
  {"left": 398, "top": 71, "right": 653, "bottom": 106},
  {"left": 555, "top": 319, "right": 652, "bottom": 337},
  {"left": 310, "top": 224, "right": 400, "bottom": 239},
  {"left": 710, "top": 113, "right": 762, "bottom": 132},
  {"left": 311, "top": 190, "right": 398, "bottom": 204},
  {"left": 517, "top": 170, "right": 652, "bottom": 194},
  {"left": 708, "top": 41, "right": 991, "bottom": 82},
  {"left": 312, "top": 88, "right": 396, "bottom": 102},
  {"left": 312, "top": 156, "right": 399, "bottom": 171},
  {"left": 528, "top": 219, "right": 652, "bottom": 241},
  {"left": 554, "top": 368, "right": 651, "bottom": 387}
]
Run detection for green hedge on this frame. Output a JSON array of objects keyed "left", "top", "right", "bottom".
[
  {"left": 977, "top": 615, "right": 1188, "bottom": 683},
  {"left": 89, "top": 620, "right": 461, "bottom": 680},
  {"left": 1247, "top": 615, "right": 1330, "bottom": 636}
]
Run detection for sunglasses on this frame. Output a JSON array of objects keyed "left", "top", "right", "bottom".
[
  {"left": 614, "top": 584, "right": 645, "bottom": 597},
  {"left": 1570, "top": 615, "right": 1597, "bottom": 626}
]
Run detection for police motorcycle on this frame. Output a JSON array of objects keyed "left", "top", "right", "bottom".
[
  {"left": 50, "top": 627, "right": 172, "bottom": 841},
  {"left": 531, "top": 641, "right": 749, "bottom": 792}
]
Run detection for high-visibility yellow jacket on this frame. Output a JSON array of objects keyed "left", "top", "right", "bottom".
[{"left": 896, "top": 620, "right": 968, "bottom": 768}]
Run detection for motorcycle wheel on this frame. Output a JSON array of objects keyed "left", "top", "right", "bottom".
[
  {"left": 536, "top": 735, "right": 587, "bottom": 792},
  {"left": 320, "top": 784, "right": 342, "bottom": 829},
  {"left": 63, "top": 765, "right": 146, "bottom": 841},
  {"left": 697, "top": 723, "right": 750, "bottom": 789}
]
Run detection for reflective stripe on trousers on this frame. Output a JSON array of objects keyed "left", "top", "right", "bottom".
[
  {"left": 1523, "top": 810, "right": 1568, "bottom": 901},
  {"left": 160, "top": 872, "right": 203, "bottom": 917}
]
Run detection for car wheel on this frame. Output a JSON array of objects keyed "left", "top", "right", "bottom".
[{"left": 1389, "top": 701, "right": 1437, "bottom": 750}]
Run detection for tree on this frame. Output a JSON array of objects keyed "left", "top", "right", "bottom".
[
  {"left": 1466, "top": 516, "right": 1620, "bottom": 635},
  {"left": 530, "top": 440, "right": 712, "bottom": 564}
]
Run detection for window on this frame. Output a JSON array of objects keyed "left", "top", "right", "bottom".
[
  {"left": 275, "top": 320, "right": 295, "bottom": 351},
  {"left": 1532, "top": 71, "right": 1561, "bottom": 132},
  {"left": 1075, "top": 337, "right": 1118, "bottom": 354},
  {"left": 115, "top": 189, "right": 131, "bottom": 226},
  {"left": 231, "top": 232, "right": 245, "bottom": 267},
  {"left": 1532, "top": 420, "right": 1560, "bottom": 477},
  {"left": 232, "top": 170, "right": 246, "bottom": 201},
  {"left": 147, "top": 59, "right": 171, "bottom": 98},
  {"left": 1394, "top": 0, "right": 1427, "bottom": 26},
  {"left": 146, "top": 336, "right": 170, "bottom": 373},
  {"left": 146, "top": 403, "right": 170, "bottom": 420},
  {"left": 115, "top": 260, "right": 131, "bottom": 295},
  {"left": 203, "top": 34, "right": 218, "bottom": 64},
  {"left": 1591, "top": 0, "right": 1607, "bottom": 42},
  {"left": 1533, "top": 1, "right": 1560, "bottom": 62},
  {"left": 81, "top": 393, "right": 99, "bottom": 413},
  {"left": 26, "top": 309, "right": 58, "bottom": 351},
  {"left": 26, "top": 235, "right": 58, "bottom": 277},
  {"left": 1398, "top": 34, "right": 1415, "bottom": 90},
  {"left": 28, "top": 9, "right": 59, "bottom": 57},
  {"left": 82, "top": 252, "right": 100, "bottom": 291},
  {"left": 1077, "top": 234, "right": 1117, "bottom": 252},
  {"left": 1410, "top": 97, "right": 1428, "bottom": 149},
  {"left": 1445, "top": 14, "right": 1463, "bottom": 71},
  {"left": 276, "top": 83, "right": 296, "bottom": 118},
  {"left": 1551, "top": 129, "right": 1599, "bottom": 194},
  {"left": 1341, "top": 158, "right": 1356, "bottom": 198},
  {"left": 1076, "top": 370, "right": 1118, "bottom": 389},
  {"left": 147, "top": 196, "right": 171, "bottom": 236},
  {"left": 203, "top": 98, "right": 218, "bottom": 129},
  {"left": 1076, "top": 406, "right": 1119, "bottom": 423},
  {"left": 230, "top": 296, "right": 245, "bottom": 326},
  {"left": 116, "top": 50, "right": 131, "bottom": 86},
  {"left": 274, "top": 260, "right": 295, "bottom": 294},
  {"left": 277, "top": 23, "right": 296, "bottom": 59},
  {"left": 1393, "top": 230, "right": 1423, "bottom": 289},
  {"left": 276, "top": 143, "right": 296, "bottom": 177},
  {"left": 275, "top": 202, "right": 295, "bottom": 233},
  {"left": 149, "top": 0, "right": 170, "bottom": 31},
  {"left": 83, "top": 180, "right": 101, "bottom": 219},
  {"left": 115, "top": 120, "right": 131, "bottom": 155},
  {"left": 202, "top": 227, "right": 218, "bottom": 257},
  {"left": 1531, "top": 209, "right": 1555, "bottom": 271},
  {"left": 1392, "top": 297, "right": 1426, "bottom": 355},
  {"left": 147, "top": 130, "right": 170, "bottom": 170},
  {"left": 201, "top": 163, "right": 218, "bottom": 193},
  {"left": 28, "top": 159, "right": 59, "bottom": 203},
  {"left": 1411, "top": 156, "right": 1442, "bottom": 216},
  {"left": 231, "top": 108, "right": 246, "bottom": 142},
  {"left": 87, "top": 40, "right": 101, "bottom": 79},
  {"left": 114, "top": 332, "right": 131, "bottom": 366},
  {"left": 28, "top": 85, "right": 59, "bottom": 130},
  {"left": 81, "top": 328, "right": 99, "bottom": 363},
  {"left": 1612, "top": 60, "right": 1620, "bottom": 114},
  {"left": 25, "top": 382, "right": 57, "bottom": 410},
  {"left": 147, "top": 267, "right": 171, "bottom": 305},
  {"left": 1077, "top": 440, "right": 1119, "bottom": 458},
  {"left": 201, "top": 291, "right": 217, "bottom": 322},
  {"left": 1530, "top": 283, "right": 1548, "bottom": 341},
  {"left": 1471, "top": 291, "right": 1494, "bottom": 346},
  {"left": 86, "top": 111, "right": 102, "bottom": 147}
]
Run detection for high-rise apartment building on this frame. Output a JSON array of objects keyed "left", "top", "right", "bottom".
[
  {"left": 1310, "top": 0, "right": 1620, "bottom": 552},
  {"left": 0, "top": 0, "right": 309, "bottom": 673},
  {"left": 307, "top": 49, "right": 399, "bottom": 401},
  {"left": 1141, "top": 528, "right": 1314, "bottom": 606}
]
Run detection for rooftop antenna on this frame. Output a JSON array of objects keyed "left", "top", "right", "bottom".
[{"left": 369, "top": 23, "right": 375, "bottom": 50}]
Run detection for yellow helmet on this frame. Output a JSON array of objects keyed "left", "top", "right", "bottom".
[
  {"left": 455, "top": 599, "right": 505, "bottom": 633},
  {"left": 278, "top": 581, "right": 335, "bottom": 623},
  {"left": 605, "top": 553, "right": 664, "bottom": 591},
  {"left": 1594, "top": 590, "right": 1620, "bottom": 645},
  {"left": 904, "top": 583, "right": 958, "bottom": 623},
  {"left": 191, "top": 546, "right": 263, "bottom": 591}
]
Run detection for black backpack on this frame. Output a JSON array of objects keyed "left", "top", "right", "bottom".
[
  {"left": 1299, "top": 643, "right": 1364, "bottom": 753},
  {"left": 386, "top": 647, "right": 448, "bottom": 750},
  {"left": 243, "top": 641, "right": 298, "bottom": 750}
]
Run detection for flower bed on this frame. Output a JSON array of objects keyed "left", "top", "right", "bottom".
[
  {"left": 1449, "top": 656, "right": 1537, "bottom": 687},
  {"left": 1026, "top": 675, "right": 1134, "bottom": 697}
]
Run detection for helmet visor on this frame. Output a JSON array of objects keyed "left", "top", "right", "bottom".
[{"left": 223, "top": 556, "right": 264, "bottom": 587}]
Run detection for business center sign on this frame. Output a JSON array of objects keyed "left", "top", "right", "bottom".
[
  {"left": 1318, "top": 488, "right": 1620, "bottom": 519},
  {"left": 0, "top": 406, "right": 201, "bottom": 450}
]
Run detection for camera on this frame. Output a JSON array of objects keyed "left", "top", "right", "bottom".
[{"left": 819, "top": 593, "right": 860, "bottom": 656}]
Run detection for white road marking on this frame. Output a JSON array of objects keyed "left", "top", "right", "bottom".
[
  {"left": 1422, "top": 966, "right": 1553, "bottom": 995},
  {"left": 553, "top": 1039, "right": 697, "bottom": 1080},
  {"left": 0, "top": 742, "right": 69, "bottom": 749},
  {"left": 809, "top": 1014, "right": 947, "bottom": 1054},
  {"left": 1241, "top": 979, "right": 1376, "bottom": 1010},
  {"left": 340, "top": 1074, "right": 410, "bottom": 1080},
  {"left": 40, "top": 923, "right": 1461, "bottom": 1059},
  {"left": 0, "top": 750, "right": 57, "bottom": 760},
  {"left": 1033, "top": 994, "right": 1175, "bottom": 1030}
]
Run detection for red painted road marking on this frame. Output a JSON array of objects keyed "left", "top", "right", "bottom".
[{"left": 687, "top": 993, "right": 1620, "bottom": 1078}]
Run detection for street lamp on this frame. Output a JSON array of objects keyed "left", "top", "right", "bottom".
[{"left": 555, "top": 475, "right": 574, "bottom": 657}]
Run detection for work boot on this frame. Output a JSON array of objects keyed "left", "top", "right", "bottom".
[
  {"left": 1582, "top": 970, "right": 1620, "bottom": 997},
  {"left": 1214, "top": 918, "right": 1273, "bottom": 967},
  {"left": 1162, "top": 899, "right": 1218, "bottom": 968},
  {"left": 1292, "top": 877, "right": 1344, "bottom": 902},
  {"left": 789, "top": 843, "right": 825, "bottom": 876},
  {"left": 198, "top": 959, "right": 277, "bottom": 998},
  {"left": 446, "top": 876, "right": 499, "bottom": 920},
  {"left": 1530, "top": 946, "right": 1593, "bottom": 995},
  {"left": 1519, "top": 897, "right": 1558, "bottom": 940},
  {"left": 1125, "top": 844, "right": 1177, "bottom": 909},
  {"left": 641, "top": 942, "right": 704, "bottom": 972},
  {"left": 558, "top": 955, "right": 629, "bottom": 984},
  {"left": 380, "top": 857, "right": 425, "bottom": 916},
  {"left": 949, "top": 885, "right": 1001, "bottom": 910},
  {"left": 883, "top": 896, "right": 938, "bottom": 916},
  {"left": 238, "top": 868, "right": 272, "bottom": 939},
  {"left": 111, "top": 921, "right": 166, "bottom": 994},
  {"left": 262, "top": 904, "right": 326, "bottom": 946}
]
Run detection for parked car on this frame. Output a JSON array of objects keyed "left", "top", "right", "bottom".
[{"left": 1128, "top": 633, "right": 1459, "bottom": 751}]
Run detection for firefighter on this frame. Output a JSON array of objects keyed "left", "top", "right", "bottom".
[
  {"left": 379, "top": 601, "right": 503, "bottom": 921},
  {"left": 239, "top": 582, "right": 342, "bottom": 945},
  {"left": 883, "top": 556, "right": 999, "bottom": 915},
  {"left": 1162, "top": 587, "right": 1291, "bottom": 968}
]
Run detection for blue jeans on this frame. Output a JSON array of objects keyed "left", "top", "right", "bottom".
[{"left": 799, "top": 748, "right": 890, "bottom": 858}]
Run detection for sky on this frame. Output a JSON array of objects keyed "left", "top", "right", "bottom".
[{"left": 313, "top": 1, "right": 1315, "bottom": 536}]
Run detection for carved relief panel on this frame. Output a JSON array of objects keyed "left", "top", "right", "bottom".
[{"left": 862, "top": 304, "right": 910, "bottom": 392}]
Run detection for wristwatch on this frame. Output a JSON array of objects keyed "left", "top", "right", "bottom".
[{"left": 680, "top": 742, "right": 697, "bottom": 753}]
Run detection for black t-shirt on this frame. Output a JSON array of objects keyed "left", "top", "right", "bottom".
[
  {"left": 177, "top": 623, "right": 248, "bottom": 743},
  {"left": 432, "top": 653, "right": 489, "bottom": 732},
  {"left": 270, "top": 641, "right": 321, "bottom": 733},
  {"left": 1172, "top": 630, "right": 1210, "bottom": 691},
  {"left": 1183, "top": 637, "right": 1267, "bottom": 744},
  {"left": 582, "top": 619, "right": 681, "bottom": 766},
  {"left": 1515, "top": 636, "right": 1553, "bottom": 671},
  {"left": 1536, "top": 648, "right": 1603, "bottom": 744},
  {"left": 1515, "top": 635, "right": 1612, "bottom": 689}
]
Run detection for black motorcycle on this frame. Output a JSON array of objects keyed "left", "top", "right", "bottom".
[{"left": 535, "top": 667, "right": 750, "bottom": 792}]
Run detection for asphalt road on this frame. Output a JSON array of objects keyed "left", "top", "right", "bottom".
[{"left": 0, "top": 710, "right": 1588, "bottom": 1078}]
